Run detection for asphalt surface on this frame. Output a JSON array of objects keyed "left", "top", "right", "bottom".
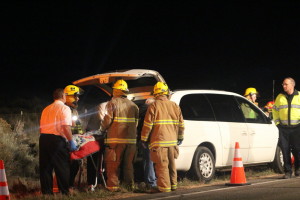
[{"left": 121, "top": 175, "right": 300, "bottom": 200}]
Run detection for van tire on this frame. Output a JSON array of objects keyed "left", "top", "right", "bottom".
[
  {"left": 271, "top": 145, "right": 284, "bottom": 174},
  {"left": 190, "top": 146, "right": 215, "bottom": 183}
]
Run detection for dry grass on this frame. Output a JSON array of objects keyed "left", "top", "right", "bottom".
[{"left": 0, "top": 114, "right": 279, "bottom": 200}]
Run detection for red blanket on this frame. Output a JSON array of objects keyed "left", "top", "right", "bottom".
[{"left": 70, "top": 134, "right": 100, "bottom": 160}]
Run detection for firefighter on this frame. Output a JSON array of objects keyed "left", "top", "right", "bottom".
[
  {"left": 64, "top": 85, "right": 84, "bottom": 188},
  {"left": 263, "top": 101, "right": 274, "bottom": 119},
  {"left": 100, "top": 79, "right": 139, "bottom": 191},
  {"left": 141, "top": 82, "right": 184, "bottom": 193},
  {"left": 240, "top": 87, "right": 259, "bottom": 119},
  {"left": 244, "top": 87, "right": 259, "bottom": 106},
  {"left": 64, "top": 85, "right": 84, "bottom": 135}
]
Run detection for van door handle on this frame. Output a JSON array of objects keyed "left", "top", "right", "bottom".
[
  {"left": 242, "top": 131, "right": 247, "bottom": 135},
  {"left": 250, "top": 131, "right": 256, "bottom": 135}
]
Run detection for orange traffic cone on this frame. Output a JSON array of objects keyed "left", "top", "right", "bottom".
[
  {"left": 52, "top": 173, "right": 59, "bottom": 193},
  {"left": 0, "top": 160, "right": 10, "bottom": 200},
  {"left": 226, "top": 142, "right": 251, "bottom": 186}
]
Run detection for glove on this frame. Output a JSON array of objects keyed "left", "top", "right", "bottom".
[
  {"left": 141, "top": 141, "right": 148, "bottom": 149},
  {"left": 177, "top": 139, "right": 183, "bottom": 146},
  {"left": 69, "top": 140, "right": 77, "bottom": 152}
]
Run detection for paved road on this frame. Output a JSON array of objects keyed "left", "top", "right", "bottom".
[{"left": 122, "top": 175, "right": 300, "bottom": 200}]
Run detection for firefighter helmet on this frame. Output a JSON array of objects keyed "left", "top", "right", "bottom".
[
  {"left": 64, "top": 85, "right": 83, "bottom": 108},
  {"left": 244, "top": 87, "right": 258, "bottom": 96},
  {"left": 153, "top": 82, "right": 169, "bottom": 95},
  {"left": 64, "top": 85, "right": 83, "bottom": 96},
  {"left": 264, "top": 101, "right": 274, "bottom": 112},
  {"left": 112, "top": 79, "right": 129, "bottom": 92}
]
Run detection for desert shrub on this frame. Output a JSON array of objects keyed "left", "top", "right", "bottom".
[{"left": 0, "top": 117, "right": 39, "bottom": 180}]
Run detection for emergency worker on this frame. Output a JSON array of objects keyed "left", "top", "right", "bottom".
[
  {"left": 141, "top": 82, "right": 184, "bottom": 193},
  {"left": 85, "top": 101, "right": 108, "bottom": 191},
  {"left": 241, "top": 87, "right": 259, "bottom": 119},
  {"left": 263, "top": 101, "right": 274, "bottom": 119},
  {"left": 273, "top": 77, "right": 300, "bottom": 179},
  {"left": 64, "top": 85, "right": 84, "bottom": 188},
  {"left": 39, "top": 88, "right": 77, "bottom": 195},
  {"left": 244, "top": 87, "right": 259, "bottom": 106},
  {"left": 137, "top": 97, "right": 157, "bottom": 189},
  {"left": 100, "top": 79, "right": 139, "bottom": 191}
]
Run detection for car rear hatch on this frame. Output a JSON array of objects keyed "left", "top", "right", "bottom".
[{"left": 72, "top": 69, "right": 166, "bottom": 101}]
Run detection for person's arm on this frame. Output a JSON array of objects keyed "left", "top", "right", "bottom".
[
  {"left": 62, "top": 125, "right": 72, "bottom": 141},
  {"left": 273, "top": 96, "right": 280, "bottom": 125}
]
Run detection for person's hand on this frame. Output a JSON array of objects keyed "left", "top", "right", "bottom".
[
  {"left": 177, "top": 139, "right": 183, "bottom": 146},
  {"left": 69, "top": 140, "right": 78, "bottom": 152},
  {"left": 141, "top": 141, "right": 148, "bottom": 149}
]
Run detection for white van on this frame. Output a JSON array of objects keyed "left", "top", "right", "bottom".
[{"left": 73, "top": 69, "right": 283, "bottom": 182}]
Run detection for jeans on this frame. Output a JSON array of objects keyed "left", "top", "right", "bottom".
[{"left": 143, "top": 147, "right": 157, "bottom": 187}]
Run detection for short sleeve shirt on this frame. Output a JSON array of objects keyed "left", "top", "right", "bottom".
[{"left": 40, "top": 100, "right": 72, "bottom": 137}]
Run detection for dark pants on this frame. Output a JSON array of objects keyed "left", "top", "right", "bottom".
[
  {"left": 39, "top": 134, "right": 70, "bottom": 195},
  {"left": 279, "top": 126, "right": 300, "bottom": 174},
  {"left": 69, "top": 160, "right": 81, "bottom": 187},
  {"left": 87, "top": 151, "right": 100, "bottom": 185}
]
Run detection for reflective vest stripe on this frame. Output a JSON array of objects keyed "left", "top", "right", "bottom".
[
  {"left": 141, "top": 135, "right": 148, "bottom": 141},
  {"left": 149, "top": 140, "right": 177, "bottom": 149},
  {"left": 154, "top": 119, "right": 179, "bottom": 125},
  {"left": 105, "top": 138, "right": 136, "bottom": 144},
  {"left": 158, "top": 186, "right": 171, "bottom": 192},
  {"left": 113, "top": 117, "right": 137, "bottom": 123},
  {"left": 144, "top": 120, "right": 184, "bottom": 127},
  {"left": 279, "top": 120, "right": 300, "bottom": 125},
  {"left": 143, "top": 121, "right": 153, "bottom": 128},
  {"left": 277, "top": 104, "right": 300, "bottom": 110}
]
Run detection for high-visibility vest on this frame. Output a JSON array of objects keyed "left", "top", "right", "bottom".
[{"left": 273, "top": 91, "right": 300, "bottom": 126}]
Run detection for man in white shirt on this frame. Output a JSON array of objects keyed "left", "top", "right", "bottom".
[{"left": 39, "top": 88, "right": 77, "bottom": 195}]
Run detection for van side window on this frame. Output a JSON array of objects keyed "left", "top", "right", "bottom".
[
  {"left": 206, "top": 94, "right": 244, "bottom": 122},
  {"left": 179, "top": 94, "right": 215, "bottom": 121},
  {"left": 235, "top": 97, "right": 268, "bottom": 124}
]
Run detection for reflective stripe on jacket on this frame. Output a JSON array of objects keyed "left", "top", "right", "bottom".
[
  {"left": 141, "top": 95, "right": 184, "bottom": 149},
  {"left": 101, "top": 96, "right": 139, "bottom": 144},
  {"left": 70, "top": 107, "right": 83, "bottom": 135},
  {"left": 273, "top": 90, "right": 300, "bottom": 126}
]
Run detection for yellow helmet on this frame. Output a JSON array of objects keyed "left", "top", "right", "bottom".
[
  {"left": 112, "top": 79, "right": 129, "bottom": 92},
  {"left": 64, "top": 85, "right": 83, "bottom": 96},
  {"left": 64, "top": 85, "right": 83, "bottom": 108},
  {"left": 153, "top": 82, "right": 169, "bottom": 95},
  {"left": 244, "top": 87, "right": 258, "bottom": 96}
]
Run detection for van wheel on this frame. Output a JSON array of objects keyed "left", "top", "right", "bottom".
[
  {"left": 191, "top": 146, "right": 215, "bottom": 183},
  {"left": 271, "top": 145, "right": 284, "bottom": 174}
]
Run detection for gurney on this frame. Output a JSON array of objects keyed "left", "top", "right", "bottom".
[{"left": 70, "top": 132, "right": 106, "bottom": 191}]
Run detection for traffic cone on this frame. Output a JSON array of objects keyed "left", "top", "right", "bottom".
[
  {"left": 225, "top": 142, "right": 251, "bottom": 186},
  {"left": 52, "top": 173, "right": 59, "bottom": 193},
  {"left": 0, "top": 160, "right": 10, "bottom": 200}
]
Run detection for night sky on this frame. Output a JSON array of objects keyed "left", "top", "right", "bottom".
[{"left": 2, "top": 1, "right": 300, "bottom": 110}]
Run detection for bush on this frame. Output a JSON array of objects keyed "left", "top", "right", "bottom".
[{"left": 0, "top": 117, "right": 39, "bottom": 180}]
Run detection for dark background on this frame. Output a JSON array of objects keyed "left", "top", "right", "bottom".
[{"left": 1, "top": 1, "right": 300, "bottom": 112}]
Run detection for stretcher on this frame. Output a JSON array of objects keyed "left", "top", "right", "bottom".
[{"left": 70, "top": 133, "right": 106, "bottom": 191}]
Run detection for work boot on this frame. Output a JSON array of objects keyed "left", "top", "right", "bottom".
[
  {"left": 282, "top": 172, "right": 292, "bottom": 179},
  {"left": 295, "top": 169, "right": 300, "bottom": 177}
]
